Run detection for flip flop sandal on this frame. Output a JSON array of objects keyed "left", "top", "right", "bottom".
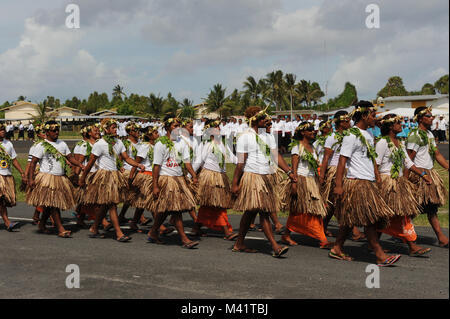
[
  {"left": 409, "top": 248, "right": 431, "bottom": 257},
  {"left": 58, "top": 231, "right": 72, "bottom": 238},
  {"left": 117, "top": 236, "right": 132, "bottom": 243},
  {"left": 231, "top": 247, "right": 258, "bottom": 253},
  {"left": 377, "top": 255, "right": 401, "bottom": 267},
  {"left": 272, "top": 246, "right": 289, "bottom": 258},
  {"left": 275, "top": 227, "right": 287, "bottom": 235},
  {"left": 7, "top": 222, "right": 20, "bottom": 232},
  {"left": 329, "top": 251, "right": 354, "bottom": 261},
  {"left": 181, "top": 241, "right": 199, "bottom": 249},
  {"left": 223, "top": 233, "right": 238, "bottom": 241},
  {"left": 320, "top": 242, "right": 335, "bottom": 250}
]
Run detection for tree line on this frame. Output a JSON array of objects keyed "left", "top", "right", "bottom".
[{"left": 1, "top": 72, "right": 448, "bottom": 119}]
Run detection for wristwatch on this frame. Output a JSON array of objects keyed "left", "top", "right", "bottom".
[{"left": 420, "top": 171, "right": 427, "bottom": 177}]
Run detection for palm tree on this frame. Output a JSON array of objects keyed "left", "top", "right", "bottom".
[
  {"left": 204, "top": 84, "right": 227, "bottom": 118},
  {"left": 295, "top": 80, "right": 324, "bottom": 108},
  {"left": 113, "top": 85, "right": 127, "bottom": 99},
  {"left": 284, "top": 73, "right": 296, "bottom": 115},
  {"left": 180, "top": 98, "right": 196, "bottom": 118},
  {"left": 243, "top": 76, "right": 260, "bottom": 103},
  {"left": 265, "top": 70, "right": 284, "bottom": 111},
  {"left": 147, "top": 93, "right": 164, "bottom": 117},
  {"left": 27, "top": 102, "right": 51, "bottom": 124}
]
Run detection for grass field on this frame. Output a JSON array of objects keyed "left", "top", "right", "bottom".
[{"left": 10, "top": 156, "right": 449, "bottom": 227}]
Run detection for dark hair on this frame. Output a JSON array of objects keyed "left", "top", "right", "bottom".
[
  {"left": 45, "top": 120, "right": 58, "bottom": 126},
  {"left": 292, "top": 121, "right": 310, "bottom": 140},
  {"left": 380, "top": 114, "right": 397, "bottom": 136},
  {"left": 352, "top": 100, "right": 374, "bottom": 123},
  {"left": 334, "top": 110, "right": 348, "bottom": 127},
  {"left": 163, "top": 113, "right": 178, "bottom": 130}
]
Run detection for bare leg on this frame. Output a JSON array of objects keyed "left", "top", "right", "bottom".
[
  {"left": 365, "top": 225, "right": 390, "bottom": 263},
  {"left": 233, "top": 210, "right": 258, "bottom": 250},
  {"left": 0, "top": 205, "right": 11, "bottom": 228},
  {"left": 332, "top": 225, "right": 352, "bottom": 259},
  {"left": 259, "top": 212, "right": 284, "bottom": 253},
  {"left": 427, "top": 211, "right": 449, "bottom": 247},
  {"left": 171, "top": 213, "right": 195, "bottom": 245},
  {"left": 148, "top": 212, "right": 169, "bottom": 242},
  {"left": 108, "top": 205, "right": 126, "bottom": 239},
  {"left": 50, "top": 208, "right": 68, "bottom": 235}
]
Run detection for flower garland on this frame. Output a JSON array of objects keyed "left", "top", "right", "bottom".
[
  {"left": 0, "top": 143, "right": 12, "bottom": 169},
  {"left": 255, "top": 133, "right": 272, "bottom": 166},
  {"left": 102, "top": 135, "right": 123, "bottom": 170},
  {"left": 41, "top": 141, "right": 70, "bottom": 175},
  {"left": 290, "top": 140, "right": 319, "bottom": 175},
  {"left": 349, "top": 127, "right": 377, "bottom": 163},
  {"left": 407, "top": 128, "right": 437, "bottom": 159},
  {"left": 331, "top": 130, "right": 350, "bottom": 152},
  {"left": 155, "top": 136, "right": 184, "bottom": 169},
  {"left": 75, "top": 140, "right": 93, "bottom": 159},
  {"left": 211, "top": 141, "right": 226, "bottom": 170},
  {"left": 123, "top": 139, "right": 138, "bottom": 159},
  {"left": 381, "top": 136, "right": 406, "bottom": 179}
]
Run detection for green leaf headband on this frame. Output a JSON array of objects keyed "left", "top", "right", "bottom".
[
  {"left": 204, "top": 120, "right": 221, "bottom": 130},
  {"left": 413, "top": 106, "right": 433, "bottom": 122},
  {"left": 380, "top": 115, "right": 402, "bottom": 125},
  {"left": 246, "top": 106, "right": 269, "bottom": 127},
  {"left": 349, "top": 105, "right": 378, "bottom": 117},
  {"left": 333, "top": 114, "right": 351, "bottom": 123},
  {"left": 44, "top": 124, "right": 60, "bottom": 131},
  {"left": 125, "top": 122, "right": 141, "bottom": 132},
  {"left": 101, "top": 119, "right": 118, "bottom": 132},
  {"left": 296, "top": 122, "right": 314, "bottom": 132},
  {"left": 319, "top": 120, "right": 332, "bottom": 131},
  {"left": 164, "top": 117, "right": 180, "bottom": 127}
]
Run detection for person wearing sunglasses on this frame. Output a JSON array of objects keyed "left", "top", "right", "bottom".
[{"left": 406, "top": 107, "right": 449, "bottom": 248}]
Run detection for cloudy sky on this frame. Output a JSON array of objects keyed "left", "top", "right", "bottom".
[{"left": 0, "top": 0, "right": 448, "bottom": 105}]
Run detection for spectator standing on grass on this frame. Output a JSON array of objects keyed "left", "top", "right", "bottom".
[
  {"left": 437, "top": 115, "right": 447, "bottom": 143},
  {"left": 18, "top": 122, "right": 25, "bottom": 140},
  {"left": 27, "top": 122, "right": 35, "bottom": 141}
]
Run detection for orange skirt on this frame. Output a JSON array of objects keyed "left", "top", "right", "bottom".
[
  {"left": 197, "top": 206, "right": 233, "bottom": 233},
  {"left": 378, "top": 216, "right": 417, "bottom": 243},
  {"left": 286, "top": 213, "right": 328, "bottom": 246}
]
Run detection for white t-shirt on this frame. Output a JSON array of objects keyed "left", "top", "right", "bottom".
[
  {"left": 406, "top": 129, "right": 435, "bottom": 170},
  {"left": 91, "top": 138, "right": 126, "bottom": 171},
  {"left": 376, "top": 138, "right": 414, "bottom": 177},
  {"left": 339, "top": 127, "right": 376, "bottom": 181},
  {"left": 153, "top": 138, "right": 190, "bottom": 177},
  {"left": 123, "top": 139, "right": 141, "bottom": 171},
  {"left": 30, "top": 139, "right": 71, "bottom": 176},
  {"left": 438, "top": 119, "right": 447, "bottom": 131},
  {"left": 324, "top": 133, "right": 341, "bottom": 167},
  {"left": 236, "top": 129, "right": 276, "bottom": 175},
  {"left": 291, "top": 143, "right": 317, "bottom": 177},
  {"left": 0, "top": 140, "right": 17, "bottom": 176},
  {"left": 136, "top": 143, "right": 153, "bottom": 172},
  {"left": 200, "top": 141, "right": 237, "bottom": 173},
  {"left": 74, "top": 141, "right": 99, "bottom": 173},
  {"left": 432, "top": 118, "right": 439, "bottom": 131}
]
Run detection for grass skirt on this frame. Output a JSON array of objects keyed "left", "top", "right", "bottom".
[
  {"left": 197, "top": 169, "right": 232, "bottom": 209},
  {"left": 379, "top": 175, "right": 421, "bottom": 218},
  {"left": 275, "top": 167, "right": 290, "bottom": 211},
  {"left": 320, "top": 166, "right": 337, "bottom": 205},
  {"left": 408, "top": 169, "right": 447, "bottom": 207},
  {"left": 26, "top": 173, "right": 75, "bottom": 210},
  {"left": 232, "top": 172, "right": 279, "bottom": 214},
  {"left": 78, "top": 169, "right": 127, "bottom": 205},
  {"left": 151, "top": 175, "right": 197, "bottom": 214},
  {"left": 288, "top": 175, "right": 327, "bottom": 217},
  {"left": 0, "top": 175, "right": 16, "bottom": 207},
  {"left": 128, "top": 172, "right": 153, "bottom": 210},
  {"left": 334, "top": 179, "right": 395, "bottom": 227}
]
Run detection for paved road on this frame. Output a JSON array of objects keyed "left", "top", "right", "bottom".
[{"left": 0, "top": 203, "right": 448, "bottom": 299}]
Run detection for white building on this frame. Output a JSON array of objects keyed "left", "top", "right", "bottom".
[{"left": 381, "top": 94, "right": 448, "bottom": 112}]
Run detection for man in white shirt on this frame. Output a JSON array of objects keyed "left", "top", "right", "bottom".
[
  {"left": 332, "top": 102, "right": 400, "bottom": 266},
  {"left": 437, "top": 115, "right": 447, "bottom": 143}
]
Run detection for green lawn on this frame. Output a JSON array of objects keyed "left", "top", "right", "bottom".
[{"left": 11, "top": 156, "right": 449, "bottom": 227}]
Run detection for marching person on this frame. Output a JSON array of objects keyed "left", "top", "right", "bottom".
[
  {"left": 27, "top": 121, "right": 84, "bottom": 238},
  {"left": 406, "top": 107, "right": 449, "bottom": 248},
  {"left": 319, "top": 111, "right": 366, "bottom": 241},
  {"left": 78, "top": 119, "right": 145, "bottom": 242},
  {"left": 231, "top": 106, "right": 295, "bottom": 258},
  {"left": 331, "top": 102, "right": 401, "bottom": 266},
  {"left": 147, "top": 114, "right": 200, "bottom": 249},
  {"left": 281, "top": 122, "right": 334, "bottom": 249},
  {"left": 190, "top": 119, "right": 238, "bottom": 240},
  {"left": 375, "top": 114, "right": 433, "bottom": 256},
  {"left": 0, "top": 123, "right": 26, "bottom": 231},
  {"left": 127, "top": 125, "right": 159, "bottom": 233}
]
